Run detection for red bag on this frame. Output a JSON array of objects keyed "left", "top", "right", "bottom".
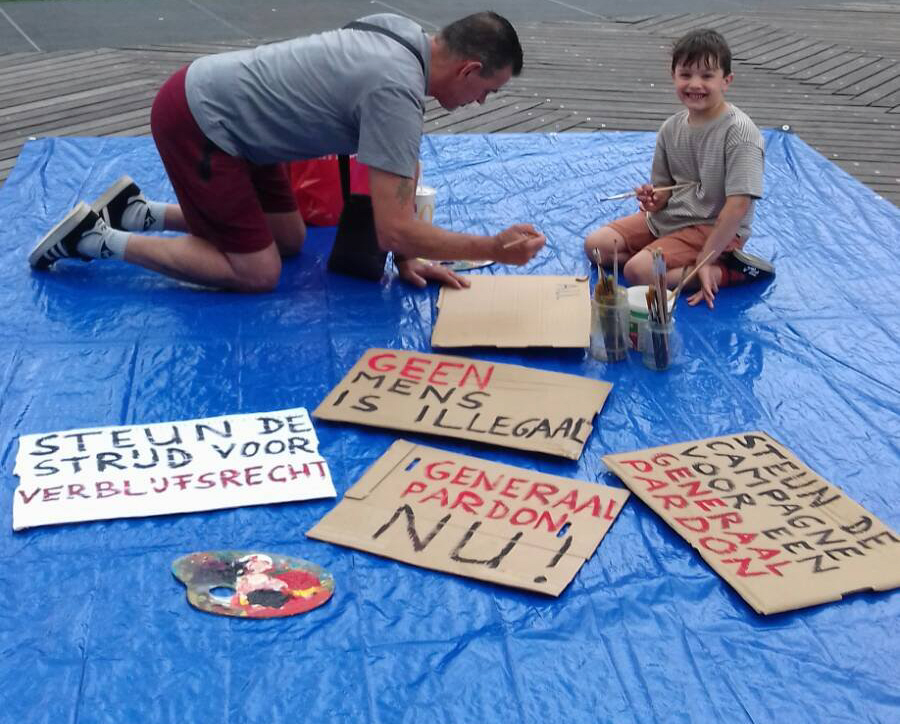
[{"left": 288, "top": 155, "right": 370, "bottom": 226}]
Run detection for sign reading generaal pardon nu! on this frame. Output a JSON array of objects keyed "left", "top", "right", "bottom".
[
  {"left": 314, "top": 349, "right": 612, "bottom": 460},
  {"left": 604, "top": 431, "right": 900, "bottom": 614},
  {"left": 13, "top": 408, "right": 335, "bottom": 531}
]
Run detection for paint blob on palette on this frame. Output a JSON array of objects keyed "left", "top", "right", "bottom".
[{"left": 173, "top": 551, "right": 334, "bottom": 618}]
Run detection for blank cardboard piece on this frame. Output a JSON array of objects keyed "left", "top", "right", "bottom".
[
  {"left": 432, "top": 275, "right": 591, "bottom": 348},
  {"left": 313, "top": 348, "right": 612, "bottom": 459},
  {"left": 308, "top": 440, "right": 630, "bottom": 595},
  {"left": 603, "top": 431, "right": 900, "bottom": 614}
]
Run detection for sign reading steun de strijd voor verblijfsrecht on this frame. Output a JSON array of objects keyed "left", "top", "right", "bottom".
[
  {"left": 313, "top": 348, "right": 613, "bottom": 460},
  {"left": 13, "top": 408, "right": 335, "bottom": 530}
]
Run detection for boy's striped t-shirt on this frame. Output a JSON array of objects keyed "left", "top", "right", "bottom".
[{"left": 649, "top": 104, "right": 764, "bottom": 239}]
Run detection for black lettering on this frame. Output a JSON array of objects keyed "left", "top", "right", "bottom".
[
  {"left": 419, "top": 385, "right": 454, "bottom": 404},
  {"left": 350, "top": 371, "right": 386, "bottom": 388},
  {"left": 96, "top": 452, "right": 126, "bottom": 472},
  {"left": 859, "top": 531, "right": 900, "bottom": 549},
  {"left": 796, "top": 486, "right": 841, "bottom": 508},
  {"left": 388, "top": 377, "right": 417, "bottom": 396},
  {"left": 458, "top": 391, "right": 488, "bottom": 410},
  {"left": 534, "top": 536, "right": 573, "bottom": 583},
  {"left": 433, "top": 409, "right": 463, "bottom": 431},
  {"left": 62, "top": 430, "right": 103, "bottom": 452},
  {"left": 111, "top": 430, "right": 135, "bottom": 448},
  {"left": 724, "top": 492, "right": 755, "bottom": 509},
  {"left": 692, "top": 462, "right": 719, "bottom": 476},
  {"left": 372, "top": 504, "right": 450, "bottom": 552},
  {"left": 194, "top": 421, "right": 232, "bottom": 441},
  {"left": 841, "top": 515, "right": 873, "bottom": 536},
  {"left": 450, "top": 521, "right": 523, "bottom": 568},
  {"left": 31, "top": 434, "right": 60, "bottom": 456},
  {"left": 351, "top": 395, "right": 380, "bottom": 413},
  {"left": 707, "top": 477, "right": 736, "bottom": 493},
  {"left": 797, "top": 554, "right": 840, "bottom": 574},
  {"left": 825, "top": 546, "right": 863, "bottom": 561},
  {"left": 33, "top": 459, "right": 60, "bottom": 477},
  {"left": 806, "top": 528, "right": 846, "bottom": 547},
  {"left": 144, "top": 426, "right": 182, "bottom": 446},
  {"left": 783, "top": 540, "right": 815, "bottom": 555}
]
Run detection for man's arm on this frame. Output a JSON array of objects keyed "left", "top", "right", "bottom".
[{"left": 367, "top": 166, "right": 545, "bottom": 265}]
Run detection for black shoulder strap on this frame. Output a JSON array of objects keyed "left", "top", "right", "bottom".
[{"left": 342, "top": 20, "right": 426, "bottom": 76}]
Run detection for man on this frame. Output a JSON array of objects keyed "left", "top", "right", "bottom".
[{"left": 29, "top": 12, "right": 546, "bottom": 291}]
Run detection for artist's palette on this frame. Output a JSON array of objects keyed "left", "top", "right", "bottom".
[{"left": 172, "top": 551, "right": 334, "bottom": 618}]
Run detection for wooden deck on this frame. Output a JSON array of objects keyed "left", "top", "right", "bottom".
[{"left": 1, "top": 7, "right": 898, "bottom": 204}]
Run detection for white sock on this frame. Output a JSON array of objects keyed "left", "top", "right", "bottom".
[
  {"left": 76, "top": 222, "right": 131, "bottom": 260},
  {"left": 121, "top": 198, "right": 168, "bottom": 232}
]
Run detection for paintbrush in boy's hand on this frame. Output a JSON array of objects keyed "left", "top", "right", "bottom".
[
  {"left": 671, "top": 248, "right": 719, "bottom": 304},
  {"left": 597, "top": 182, "right": 695, "bottom": 202}
]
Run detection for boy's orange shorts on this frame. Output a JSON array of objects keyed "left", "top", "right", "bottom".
[{"left": 608, "top": 212, "right": 743, "bottom": 268}]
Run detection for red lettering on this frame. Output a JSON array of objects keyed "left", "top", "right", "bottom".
[
  {"left": 536, "top": 510, "right": 569, "bottom": 533},
  {"left": 619, "top": 459, "right": 652, "bottom": 472},
  {"left": 123, "top": 480, "right": 146, "bottom": 496},
  {"left": 665, "top": 466, "right": 691, "bottom": 482},
  {"left": 710, "top": 511, "right": 743, "bottom": 529},
  {"left": 634, "top": 476, "right": 668, "bottom": 492},
  {"left": 695, "top": 498, "right": 726, "bottom": 512},
  {"left": 721, "top": 558, "right": 791, "bottom": 577},
  {"left": 510, "top": 508, "right": 538, "bottom": 526},
  {"left": 603, "top": 499, "right": 618, "bottom": 521},
  {"left": 460, "top": 363, "right": 494, "bottom": 391},
  {"left": 748, "top": 546, "right": 780, "bottom": 560},
  {"left": 96, "top": 481, "right": 119, "bottom": 498},
  {"left": 17, "top": 488, "right": 41, "bottom": 504},
  {"left": 425, "top": 461, "right": 453, "bottom": 481},
  {"left": 724, "top": 531, "right": 757, "bottom": 544},
  {"left": 654, "top": 494, "right": 688, "bottom": 510},
  {"left": 42, "top": 486, "right": 63, "bottom": 502},
  {"left": 427, "top": 361, "right": 464, "bottom": 386},
  {"left": 487, "top": 500, "right": 509, "bottom": 519},
  {"left": 553, "top": 490, "right": 579, "bottom": 510},
  {"left": 651, "top": 452, "right": 679, "bottom": 466},
  {"left": 368, "top": 352, "right": 397, "bottom": 373},
  {"left": 402, "top": 481, "right": 427, "bottom": 497},
  {"left": 400, "top": 356, "right": 430, "bottom": 382},
  {"left": 675, "top": 516, "right": 709, "bottom": 533},
  {"left": 451, "top": 466, "right": 477, "bottom": 486},
  {"left": 220, "top": 470, "right": 241, "bottom": 487},
  {"left": 699, "top": 536, "right": 738, "bottom": 554},
  {"left": 677, "top": 480, "right": 709, "bottom": 497},
  {"left": 524, "top": 482, "right": 560, "bottom": 506},
  {"left": 196, "top": 472, "right": 217, "bottom": 488},
  {"left": 450, "top": 491, "right": 484, "bottom": 514},
  {"left": 67, "top": 484, "right": 89, "bottom": 499},
  {"left": 472, "top": 471, "right": 501, "bottom": 492},
  {"left": 500, "top": 477, "right": 527, "bottom": 499},
  {"left": 244, "top": 466, "right": 263, "bottom": 486},
  {"left": 420, "top": 488, "right": 449, "bottom": 507},
  {"left": 574, "top": 495, "right": 606, "bottom": 517},
  {"left": 268, "top": 466, "right": 286, "bottom": 484}
]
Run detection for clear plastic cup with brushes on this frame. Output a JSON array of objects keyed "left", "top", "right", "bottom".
[{"left": 589, "top": 248, "right": 628, "bottom": 362}]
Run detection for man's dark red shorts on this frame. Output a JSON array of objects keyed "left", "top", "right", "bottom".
[{"left": 150, "top": 65, "right": 298, "bottom": 254}]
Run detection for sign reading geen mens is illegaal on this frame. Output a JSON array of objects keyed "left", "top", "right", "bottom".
[
  {"left": 13, "top": 408, "right": 335, "bottom": 530},
  {"left": 313, "top": 349, "right": 612, "bottom": 460},
  {"left": 308, "top": 440, "right": 630, "bottom": 595},
  {"left": 603, "top": 431, "right": 900, "bottom": 614}
]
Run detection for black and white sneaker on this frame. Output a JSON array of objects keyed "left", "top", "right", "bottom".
[
  {"left": 28, "top": 202, "right": 99, "bottom": 270},
  {"left": 720, "top": 248, "right": 775, "bottom": 282},
  {"left": 91, "top": 175, "right": 157, "bottom": 231}
]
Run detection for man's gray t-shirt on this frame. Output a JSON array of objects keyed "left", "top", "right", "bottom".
[
  {"left": 184, "top": 13, "right": 429, "bottom": 178},
  {"left": 649, "top": 104, "right": 764, "bottom": 239}
]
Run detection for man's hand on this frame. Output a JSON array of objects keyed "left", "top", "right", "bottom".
[
  {"left": 492, "top": 224, "right": 546, "bottom": 264},
  {"left": 687, "top": 264, "right": 718, "bottom": 309},
  {"left": 635, "top": 184, "right": 670, "bottom": 213},
  {"left": 396, "top": 258, "right": 470, "bottom": 289}
]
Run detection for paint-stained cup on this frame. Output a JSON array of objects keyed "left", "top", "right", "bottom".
[
  {"left": 415, "top": 186, "right": 436, "bottom": 224},
  {"left": 627, "top": 284, "right": 674, "bottom": 351}
]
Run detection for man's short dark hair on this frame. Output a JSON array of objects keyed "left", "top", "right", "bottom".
[
  {"left": 439, "top": 12, "right": 523, "bottom": 77},
  {"left": 671, "top": 28, "right": 732, "bottom": 76}
]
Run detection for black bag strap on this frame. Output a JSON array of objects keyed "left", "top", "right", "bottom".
[
  {"left": 338, "top": 153, "right": 352, "bottom": 202},
  {"left": 338, "top": 21, "right": 427, "bottom": 203},
  {"left": 342, "top": 20, "right": 426, "bottom": 76}
]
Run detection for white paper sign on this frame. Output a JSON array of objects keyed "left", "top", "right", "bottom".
[{"left": 13, "top": 408, "right": 336, "bottom": 530}]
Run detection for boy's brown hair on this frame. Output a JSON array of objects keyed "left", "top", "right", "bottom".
[{"left": 671, "top": 28, "right": 732, "bottom": 76}]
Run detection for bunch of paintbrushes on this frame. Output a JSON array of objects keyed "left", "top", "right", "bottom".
[
  {"left": 645, "top": 249, "right": 671, "bottom": 370},
  {"left": 590, "top": 248, "right": 627, "bottom": 362}
]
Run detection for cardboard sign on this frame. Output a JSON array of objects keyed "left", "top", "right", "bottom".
[
  {"left": 13, "top": 408, "right": 335, "bottom": 530},
  {"left": 431, "top": 275, "right": 591, "bottom": 348},
  {"left": 308, "top": 440, "right": 630, "bottom": 595},
  {"left": 313, "top": 348, "right": 612, "bottom": 459},
  {"left": 603, "top": 431, "right": 900, "bottom": 614}
]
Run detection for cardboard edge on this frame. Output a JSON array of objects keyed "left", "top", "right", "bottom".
[{"left": 343, "top": 439, "right": 417, "bottom": 500}]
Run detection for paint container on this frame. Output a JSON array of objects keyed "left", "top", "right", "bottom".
[
  {"left": 415, "top": 186, "right": 436, "bottom": 223},
  {"left": 642, "top": 318, "right": 678, "bottom": 371},
  {"left": 590, "top": 287, "right": 628, "bottom": 362},
  {"left": 627, "top": 285, "right": 674, "bottom": 351}
]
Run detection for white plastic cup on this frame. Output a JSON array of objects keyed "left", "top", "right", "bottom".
[
  {"left": 626, "top": 285, "right": 674, "bottom": 351},
  {"left": 415, "top": 186, "right": 436, "bottom": 223}
]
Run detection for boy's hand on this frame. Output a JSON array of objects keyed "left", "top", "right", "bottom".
[
  {"left": 687, "top": 265, "right": 718, "bottom": 309},
  {"left": 635, "top": 184, "right": 671, "bottom": 213}
]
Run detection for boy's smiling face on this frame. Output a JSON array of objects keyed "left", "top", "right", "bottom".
[{"left": 672, "top": 59, "right": 733, "bottom": 120}]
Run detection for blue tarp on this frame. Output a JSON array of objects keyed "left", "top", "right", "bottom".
[{"left": 1, "top": 132, "right": 898, "bottom": 723}]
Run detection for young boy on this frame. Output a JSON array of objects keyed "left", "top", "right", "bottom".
[{"left": 585, "top": 28, "right": 773, "bottom": 309}]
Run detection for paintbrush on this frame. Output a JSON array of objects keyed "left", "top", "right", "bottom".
[
  {"left": 671, "top": 248, "right": 719, "bottom": 304},
  {"left": 597, "top": 182, "right": 695, "bottom": 202}
]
